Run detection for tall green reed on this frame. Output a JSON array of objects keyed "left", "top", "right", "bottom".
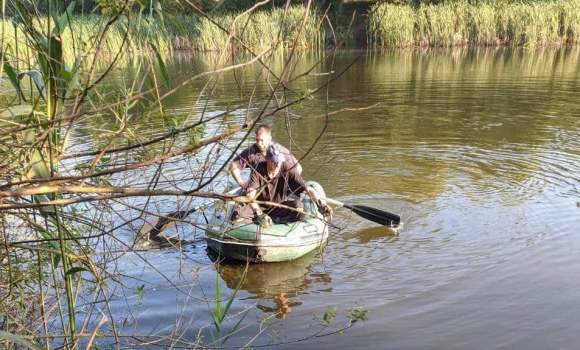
[
  {"left": 368, "top": 4, "right": 415, "bottom": 48},
  {"left": 190, "top": 6, "right": 325, "bottom": 52},
  {"left": 2, "top": 5, "right": 325, "bottom": 58},
  {"left": 369, "top": 0, "right": 580, "bottom": 48},
  {"left": 562, "top": 0, "right": 580, "bottom": 43},
  {"left": 2, "top": 1, "right": 81, "bottom": 346},
  {"left": 206, "top": 263, "right": 250, "bottom": 347}
]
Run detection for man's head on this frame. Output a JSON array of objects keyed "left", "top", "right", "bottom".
[
  {"left": 265, "top": 143, "right": 284, "bottom": 178},
  {"left": 255, "top": 125, "right": 272, "bottom": 153},
  {"left": 266, "top": 143, "right": 285, "bottom": 164}
]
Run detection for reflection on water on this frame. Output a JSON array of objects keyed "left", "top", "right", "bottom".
[
  {"left": 209, "top": 249, "right": 331, "bottom": 319},
  {"left": 346, "top": 225, "right": 399, "bottom": 244}
]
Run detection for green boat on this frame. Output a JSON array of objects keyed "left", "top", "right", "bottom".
[{"left": 205, "top": 181, "right": 330, "bottom": 263}]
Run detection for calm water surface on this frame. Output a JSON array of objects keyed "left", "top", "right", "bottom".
[{"left": 105, "top": 47, "right": 580, "bottom": 349}]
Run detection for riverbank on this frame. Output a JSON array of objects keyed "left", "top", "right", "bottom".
[
  {"left": 2, "top": 1, "right": 579, "bottom": 61},
  {"left": 1, "top": 6, "right": 325, "bottom": 59},
  {"left": 368, "top": 0, "right": 580, "bottom": 48},
  {"left": 175, "top": 0, "right": 580, "bottom": 50}
]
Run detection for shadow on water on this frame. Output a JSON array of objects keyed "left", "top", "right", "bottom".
[{"left": 207, "top": 249, "right": 332, "bottom": 319}]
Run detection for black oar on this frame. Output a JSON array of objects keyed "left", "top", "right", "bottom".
[
  {"left": 324, "top": 197, "right": 400, "bottom": 227},
  {"left": 140, "top": 188, "right": 240, "bottom": 238},
  {"left": 140, "top": 208, "right": 198, "bottom": 239}
]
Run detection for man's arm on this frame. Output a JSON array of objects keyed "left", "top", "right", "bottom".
[
  {"left": 287, "top": 169, "right": 332, "bottom": 220},
  {"left": 296, "top": 162, "right": 303, "bottom": 174},
  {"left": 246, "top": 168, "right": 264, "bottom": 215},
  {"left": 246, "top": 188, "right": 261, "bottom": 213},
  {"left": 230, "top": 147, "right": 252, "bottom": 188},
  {"left": 246, "top": 186, "right": 273, "bottom": 228},
  {"left": 306, "top": 186, "right": 333, "bottom": 220},
  {"left": 306, "top": 186, "right": 322, "bottom": 204},
  {"left": 230, "top": 162, "right": 246, "bottom": 188}
]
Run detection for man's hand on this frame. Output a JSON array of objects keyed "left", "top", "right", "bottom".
[
  {"left": 237, "top": 181, "right": 248, "bottom": 195},
  {"left": 317, "top": 199, "right": 333, "bottom": 221},
  {"left": 254, "top": 212, "right": 273, "bottom": 228}
]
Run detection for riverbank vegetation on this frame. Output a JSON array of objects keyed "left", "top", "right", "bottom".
[
  {"left": 1, "top": 6, "right": 325, "bottom": 59},
  {"left": 3, "top": 0, "right": 578, "bottom": 60},
  {"left": 369, "top": 0, "right": 580, "bottom": 48}
]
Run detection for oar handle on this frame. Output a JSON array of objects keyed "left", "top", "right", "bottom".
[
  {"left": 323, "top": 197, "right": 346, "bottom": 208},
  {"left": 322, "top": 196, "right": 401, "bottom": 226}
]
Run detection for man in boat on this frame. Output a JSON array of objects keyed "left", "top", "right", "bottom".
[
  {"left": 232, "top": 143, "right": 332, "bottom": 228},
  {"left": 230, "top": 124, "right": 302, "bottom": 189}
]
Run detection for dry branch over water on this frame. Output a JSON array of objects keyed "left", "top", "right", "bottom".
[{"left": 0, "top": 0, "right": 367, "bottom": 348}]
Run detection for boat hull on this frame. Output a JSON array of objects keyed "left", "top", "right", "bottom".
[{"left": 205, "top": 181, "right": 329, "bottom": 263}]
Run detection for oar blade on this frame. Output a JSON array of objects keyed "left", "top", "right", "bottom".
[
  {"left": 349, "top": 204, "right": 400, "bottom": 226},
  {"left": 143, "top": 208, "right": 197, "bottom": 238},
  {"left": 139, "top": 187, "right": 241, "bottom": 238}
]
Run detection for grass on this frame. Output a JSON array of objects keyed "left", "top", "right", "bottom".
[
  {"left": 1, "top": 5, "right": 325, "bottom": 61},
  {"left": 186, "top": 6, "right": 325, "bottom": 52},
  {"left": 368, "top": 0, "right": 580, "bottom": 48},
  {"left": 3, "top": 1, "right": 578, "bottom": 56}
]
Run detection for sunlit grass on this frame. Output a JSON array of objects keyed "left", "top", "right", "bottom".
[
  {"left": 2, "top": 15, "right": 173, "bottom": 62},
  {"left": 190, "top": 6, "right": 325, "bottom": 52},
  {"left": 1, "top": 5, "right": 324, "bottom": 62},
  {"left": 368, "top": 4, "right": 415, "bottom": 48},
  {"left": 369, "top": 0, "right": 580, "bottom": 48}
]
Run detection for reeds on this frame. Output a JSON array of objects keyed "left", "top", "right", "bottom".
[
  {"left": 368, "top": 4, "right": 415, "bottom": 48},
  {"left": 189, "top": 6, "right": 325, "bottom": 52},
  {"left": 1, "top": 5, "right": 323, "bottom": 61},
  {"left": 368, "top": 0, "right": 580, "bottom": 48},
  {"left": 1, "top": 15, "right": 173, "bottom": 63}
]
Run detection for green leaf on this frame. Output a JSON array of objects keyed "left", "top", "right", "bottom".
[
  {"left": 30, "top": 148, "right": 51, "bottom": 179},
  {"left": 149, "top": 43, "right": 170, "bottom": 89},
  {"left": 1, "top": 53, "right": 18, "bottom": 85},
  {"left": 52, "top": 1, "right": 77, "bottom": 35},
  {"left": 1, "top": 52, "right": 27, "bottom": 101},
  {"left": 61, "top": 68, "right": 72, "bottom": 83},
  {"left": 165, "top": 12, "right": 185, "bottom": 36},
  {"left": 65, "top": 266, "right": 88, "bottom": 276},
  {"left": 0, "top": 105, "right": 33, "bottom": 119},
  {"left": 144, "top": 71, "right": 156, "bottom": 90},
  {"left": 47, "top": 33, "right": 64, "bottom": 113},
  {"left": 22, "top": 129, "right": 35, "bottom": 144},
  {"left": 0, "top": 330, "right": 43, "bottom": 350},
  {"left": 28, "top": 144, "right": 57, "bottom": 215},
  {"left": 19, "top": 70, "right": 46, "bottom": 102},
  {"left": 62, "top": 65, "right": 81, "bottom": 97},
  {"left": 222, "top": 265, "right": 246, "bottom": 318},
  {"left": 215, "top": 270, "right": 222, "bottom": 323},
  {"left": 35, "top": 37, "right": 50, "bottom": 77},
  {"left": 51, "top": 252, "right": 61, "bottom": 267},
  {"left": 220, "top": 266, "right": 248, "bottom": 344},
  {"left": 33, "top": 194, "right": 57, "bottom": 215},
  {"left": 48, "top": 129, "right": 60, "bottom": 146}
]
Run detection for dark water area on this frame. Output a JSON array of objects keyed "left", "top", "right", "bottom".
[{"left": 99, "top": 46, "right": 580, "bottom": 349}]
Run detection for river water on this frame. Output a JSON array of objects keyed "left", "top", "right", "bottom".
[{"left": 101, "top": 47, "right": 580, "bottom": 349}]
